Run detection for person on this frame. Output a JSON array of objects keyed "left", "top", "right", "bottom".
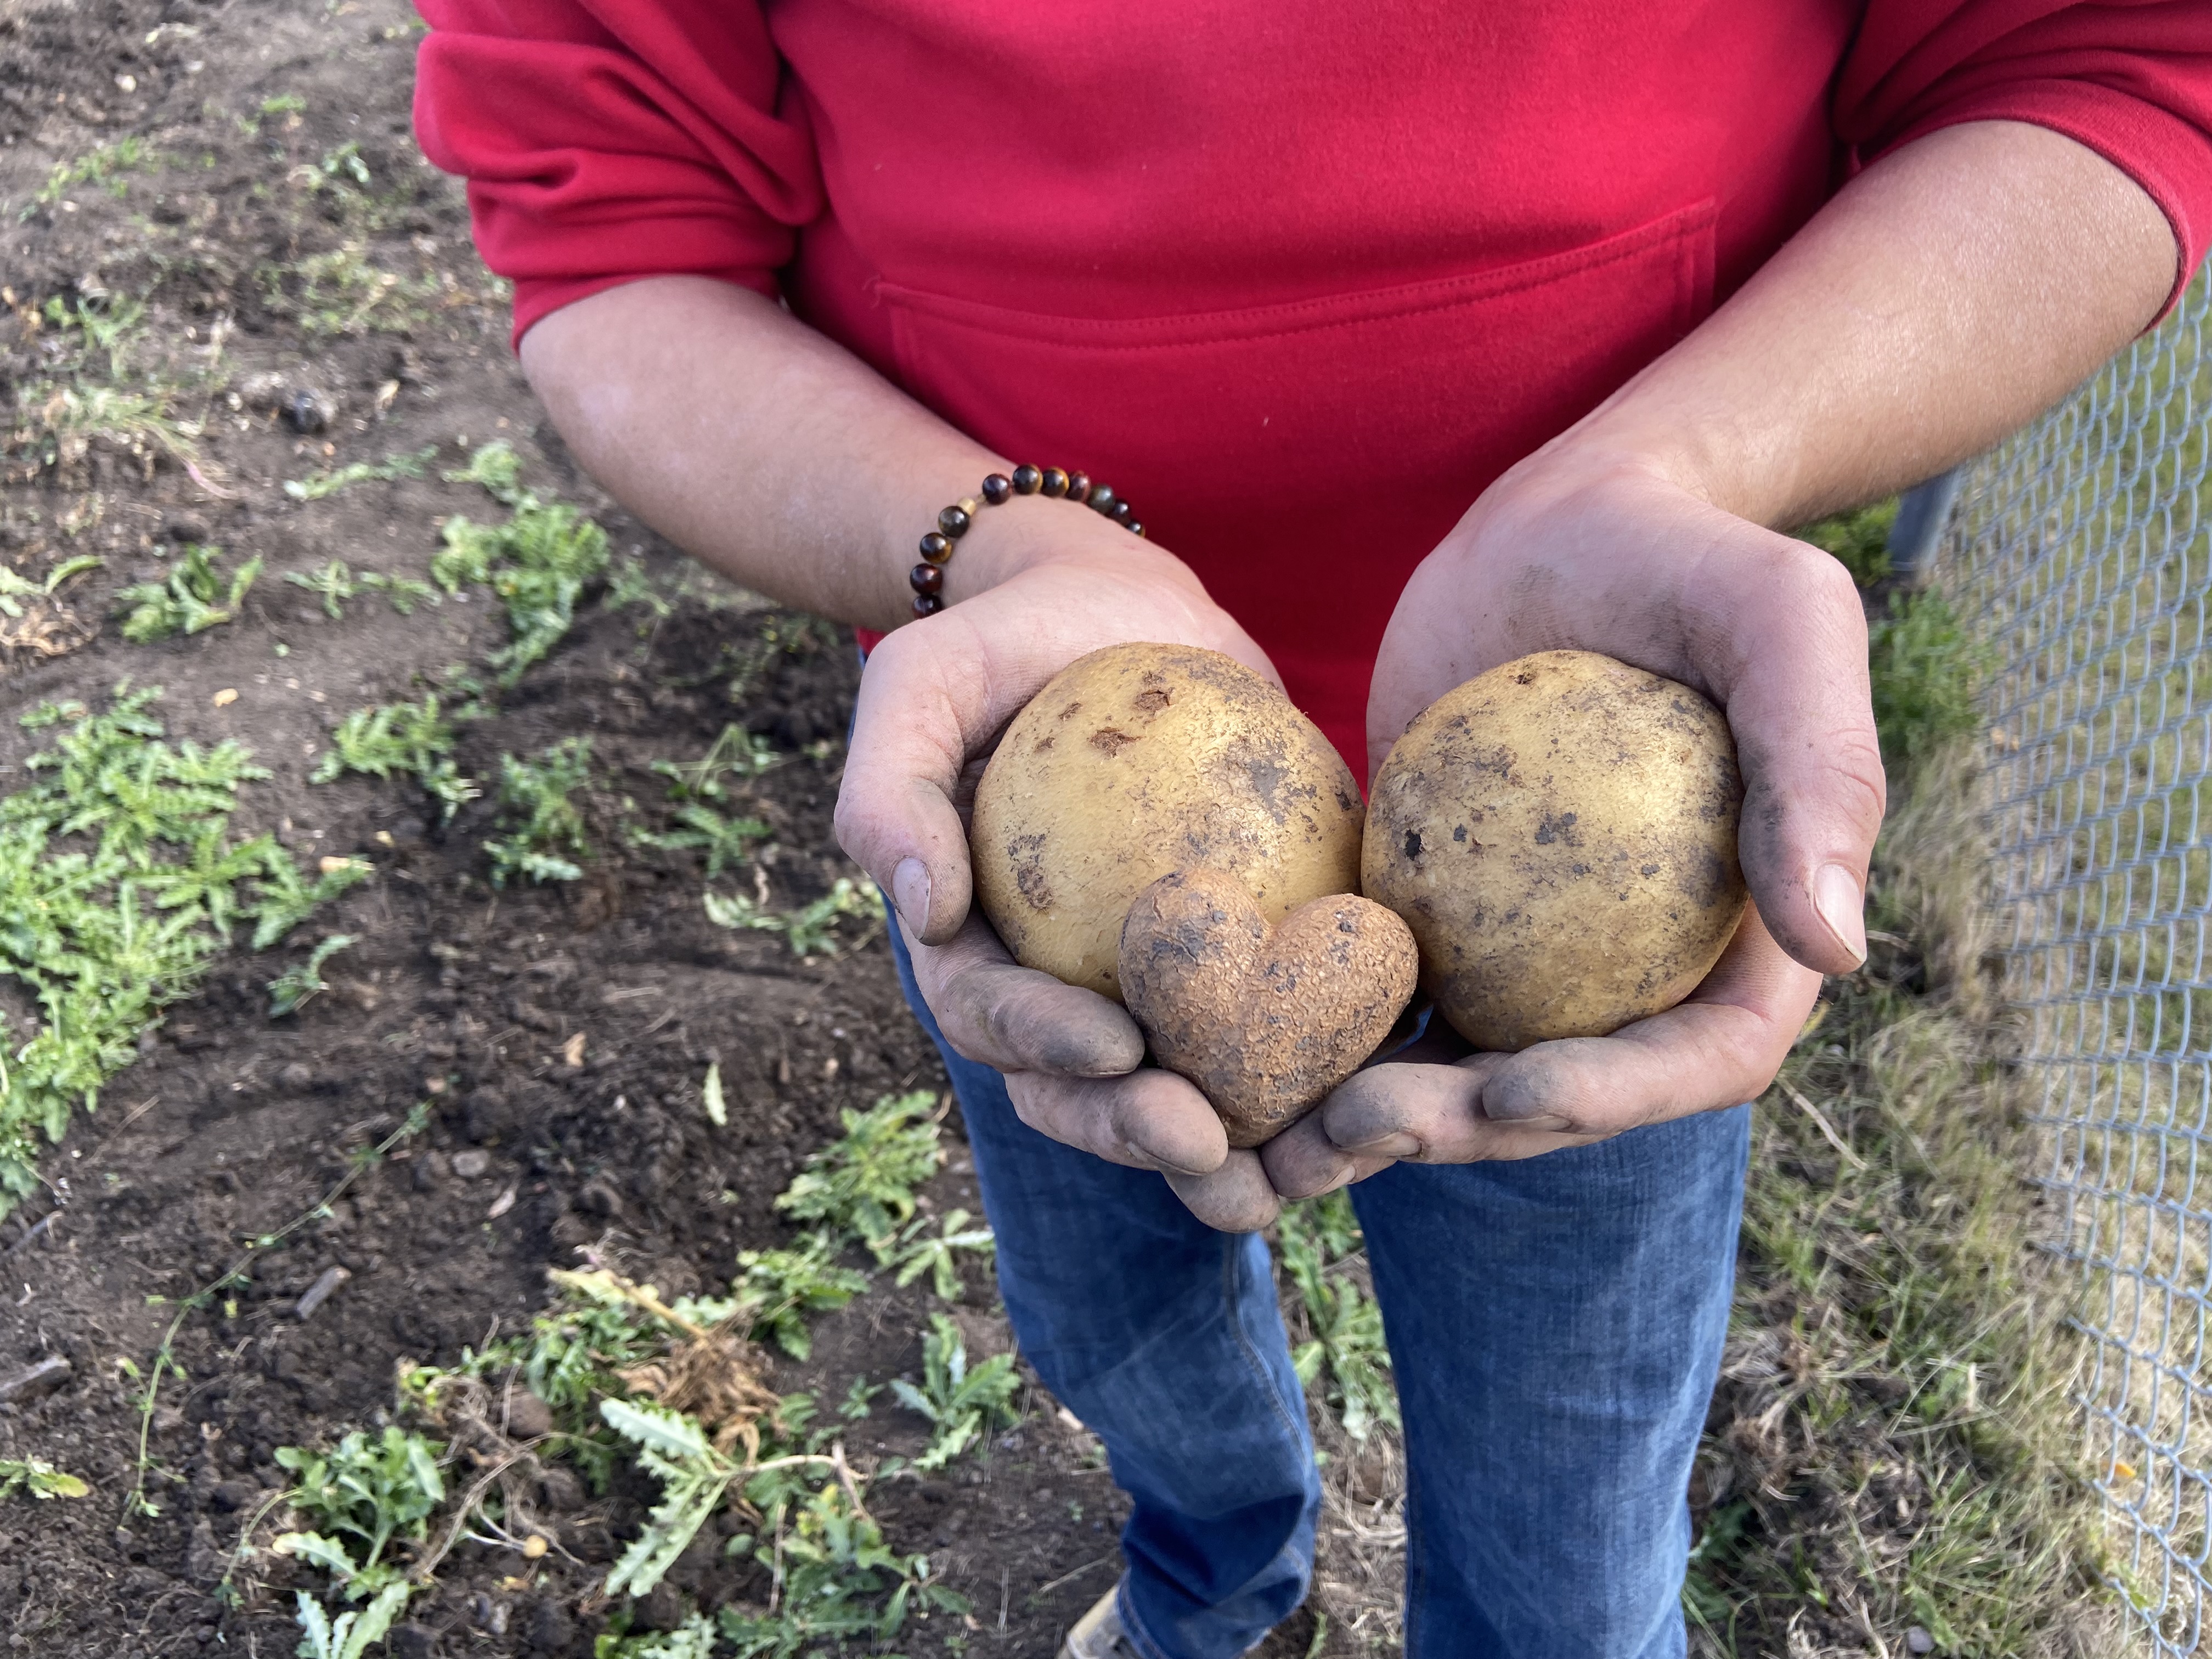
[{"left": 413, "top": 5, "right": 2211, "bottom": 1654}]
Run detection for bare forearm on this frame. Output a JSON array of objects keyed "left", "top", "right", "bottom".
[
  {"left": 1575, "top": 120, "right": 2178, "bottom": 524},
  {"left": 517, "top": 278, "right": 1140, "bottom": 629}
]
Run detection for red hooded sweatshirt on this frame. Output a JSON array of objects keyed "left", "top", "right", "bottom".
[{"left": 414, "top": 0, "right": 2212, "bottom": 767}]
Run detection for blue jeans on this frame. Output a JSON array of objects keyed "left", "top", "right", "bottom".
[{"left": 889, "top": 927, "right": 1747, "bottom": 1659}]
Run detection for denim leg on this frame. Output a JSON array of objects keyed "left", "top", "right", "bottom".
[
  {"left": 889, "top": 924, "right": 1320, "bottom": 1659},
  {"left": 1351, "top": 1107, "right": 1750, "bottom": 1659}
]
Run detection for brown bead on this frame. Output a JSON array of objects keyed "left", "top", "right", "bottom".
[
  {"left": 938, "top": 504, "right": 971, "bottom": 539},
  {"left": 1040, "top": 467, "right": 1069, "bottom": 498},
  {"left": 1066, "top": 470, "right": 1091, "bottom": 501},
  {"left": 919, "top": 531, "right": 952, "bottom": 563},
  {"left": 910, "top": 562, "right": 944, "bottom": 595},
  {"left": 1011, "top": 465, "right": 1042, "bottom": 495},
  {"left": 1087, "top": 484, "right": 1116, "bottom": 515},
  {"left": 981, "top": 473, "right": 1013, "bottom": 505},
  {"left": 912, "top": 592, "right": 944, "bottom": 618},
  {"left": 1112, "top": 500, "right": 1136, "bottom": 526}
]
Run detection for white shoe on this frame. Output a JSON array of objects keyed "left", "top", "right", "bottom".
[{"left": 1059, "top": 1585, "right": 1143, "bottom": 1659}]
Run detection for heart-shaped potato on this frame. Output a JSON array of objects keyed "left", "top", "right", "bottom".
[{"left": 1118, "top": 868, "right": 1419, "bottom": 1148}]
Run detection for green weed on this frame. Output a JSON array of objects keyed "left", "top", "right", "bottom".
[
  {"left": 285, "top": 558, "right": 357, "bottom": 618},
  {"left": 267, "top": 933, "right": 353, "bottom": 1018},
  {"left": 0, "top": 1457, "right": 89, "bottom": 1500},
  {"left": 630, "top": 731, "right": 775, "bottom": 876},
  {"left": 271, "top": 1427, "right": 440, "bottom": 1656},
  {"left": 290, "top": 1583, "right": 414, "bottom": 1659},
  {"left": 774, "top": 1090, "right": 943, "bottom": 1263},
  {"left": 889, "top": 1313, "right": 1021, "bottom": 1471},
  {"left": 704, "top": 875, "right": 882, "bottom": 958},
  {"left": 631, "top": 804, "right": 769, "bottom": 877},
  {"left": 484, "top": 737, "right": 593, "bottom": 885},
  {"left": 597, "top": 1613, "right": 719, "bottom": 1659},
  {"left": 442, "top": 440, "right": 527, "bottom": 504},
  {"left": 889, "top": 1209, "right": 996, "bottom": 1304},
  {"left": 284, "top": 445, "right": 438, "bottom": 502},
  {"left": 259, "top": 245, "right": 433, "bottom": 337},
  {"left": 600, "top": 1399, "right": 748, "bottom": 1598},
  {"left": 0, "top": 554, "right": 102, "bottom": 617},
  {"left": 0, "top": 686, "right": 367, "bottom": 1212},
  {"left": 733, "top": 1234, "right": 871, "bottom": 1361},
  {"left": 433, "top": 443, "right": 611, "bottom": 684},
  {"left": 718, "top": 1478, "right": 968, "bottom": 1657},
  {"left": 273, "top": 1426, "right": 444, "bottom": 1598},
  {"left": 42, "top": 294, "right": 146, "bottom": 380},
  {"left": 1278, "top": 1192, "right": 1398, "bottom": 1441},
  {"left": 236, "top": 93, "right": 305, "bottom": 139},
  {"left": 115, "top": 544, "right": 261, "bottom": 641},
  {"left": 605, "top": 555, "right": 674, "bottom": 621},
  {"left": 292, "top": 559, "right": 441, "bottom": 620},
  {"left": 1797, "top": 497, "right": 1900, "bottom": 589},
  {"left": 1868, "top": 589, "right": 1987, "bottom": 771},
  {"left": 29, "top": 137, "right": 161, "bottom": 214},
  {"left": 652, "top": 724, "right": 778, "bottom": 799},
  {"left": 311, "top": 696, "right": 477, "bottom": 822}
]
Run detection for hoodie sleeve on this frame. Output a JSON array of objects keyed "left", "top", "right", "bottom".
[
  {"left": 1835, "top": 1, "right": 2212, "bottom": 310},
  {"left": 412, "top": 0, "right": 824, "bottom": 345}
]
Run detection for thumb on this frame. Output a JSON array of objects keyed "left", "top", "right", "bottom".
[
  {"left": 1717, "top": 541, "right": 1886, "bottom": 975},
  {"left": 832, "top": 617, "right": 989, "bottom": 947}
]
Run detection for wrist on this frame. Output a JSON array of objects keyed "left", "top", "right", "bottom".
[{"left": 893, "top": 461, "right": 1204, "bottom": 614}]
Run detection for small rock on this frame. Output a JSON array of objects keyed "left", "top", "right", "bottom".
[
  {"left": 294, "top": 1265, "right": 351, "bottom": 1320},
  {"left": 285, "top": 388, "right": 335, "bottom": 433},
  {"left": 162, "top": 512, "right": 211, "bottom": 544},
  {"left": 0, "top": 1356, "right": 71, "bottom": 1403},
  {"left": 278, "top": 1062, "right": 314, "bottom": 1091},
  {"left": 637, "top": 1582, "right": 686, "bottom": 1633},
  {"left": 450, "top": 1149, "right": 492, "bottom": 1180},
  {"left": 524, "top": 1597, "right": 575, "bottom": 1654},
  {"left": 387, "top": 1624, "right": 437, "bottom": 1659},
  {"left": 1905, "top": 1629, "right": 1936, "bottom": 1656},
  {"left": 503, "top": 1392, "right": 554, "bottom": 1440},
  {"left": 209, "top": 1479, "right": 261, "bottom": 1514}
]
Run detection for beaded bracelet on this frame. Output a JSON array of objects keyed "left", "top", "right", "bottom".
[{"left": 910, "top": 463, "right": 1144, "bottom": 617}]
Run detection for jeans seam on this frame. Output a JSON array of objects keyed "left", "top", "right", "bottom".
[{"left": 1225, "top": 1233, "right": 1307, "bottom": 1450}]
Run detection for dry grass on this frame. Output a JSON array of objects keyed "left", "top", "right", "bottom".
[{"left": 1689, "top": 741, "right": 2120, "bottom": 1658}]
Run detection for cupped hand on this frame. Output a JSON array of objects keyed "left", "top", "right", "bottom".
[
  {"left": 1268, "top": 451, "right": 1874, "bottom": 1197},
  {"left": 833, "top": 531, "right": 1286, "bottom": 1232}
]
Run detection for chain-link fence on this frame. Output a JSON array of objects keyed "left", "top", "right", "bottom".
[{"left": 1934, "top": 271, "right": 2212, "bottom": 1654}]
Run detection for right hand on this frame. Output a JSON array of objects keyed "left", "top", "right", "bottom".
[{"left": 833, "top": 527, "right": 1290, "bottom": 1231}]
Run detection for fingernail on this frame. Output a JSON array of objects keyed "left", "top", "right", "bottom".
[
  {"left": 1339, "top": 1131, "right": 1420, "bottom": 1159},
  {"left": 1132, "top": 1143, "right": 1218, "bottom": 1178},
  {"left": 891, "top": 857, "right": 931, "bottom": 936},
  {"left": 1814, "top": 862, "right": 1867, "bottom": 966}
]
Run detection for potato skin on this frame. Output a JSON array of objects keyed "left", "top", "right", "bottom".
[
  {"left": 1363, "top": 650, "right": 1748, "bottom": 1051},
  {"left": 972, "top": 644, "right": 1364, "bottom": 1001},
  {"left": 1119, "top": 869, "right": 1418, "bottom": 1148}
]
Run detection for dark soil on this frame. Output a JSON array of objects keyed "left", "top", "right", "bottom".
[{"left": 0, "top": 3, "right": 1350, "bottom": 1654}]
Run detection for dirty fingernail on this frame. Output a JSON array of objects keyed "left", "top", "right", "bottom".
[
  {"left": 1814, "top": 862, "right": 1867, "bottom": 966},
  {"left": 1335, "top": 1130, "right": 1419, "bottom": 1159},
  {"left": 891, "top": 857, "right": 931, "bottom": 936}
]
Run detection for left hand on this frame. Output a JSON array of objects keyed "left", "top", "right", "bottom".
[{"left": 1263, "top": 449, "right": 1874, "bottom": 1198}]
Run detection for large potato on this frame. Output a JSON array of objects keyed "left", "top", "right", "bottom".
[
  {"left": 1363, "top": 650, "right": 1748, "bottom": 1050},
  {"left": 972, "top": 643, "right": 1363, "bottom": 1000}
]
